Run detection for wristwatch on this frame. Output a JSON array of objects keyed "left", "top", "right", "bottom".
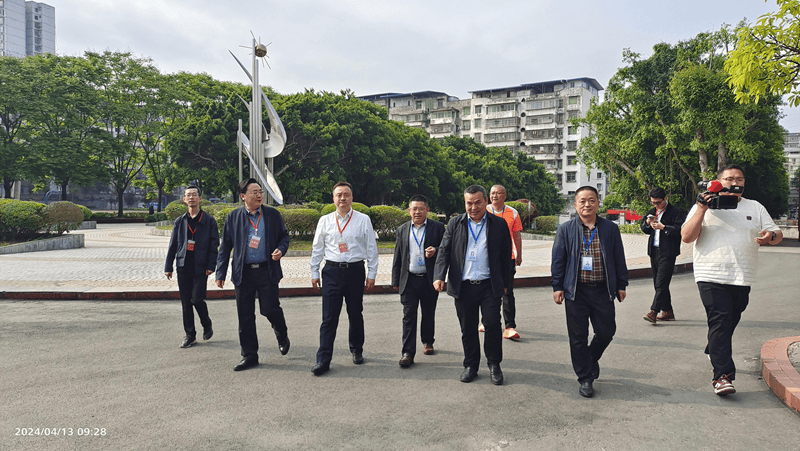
[{"left": 771, "top": 231, "right": 778, "bottom": 241}]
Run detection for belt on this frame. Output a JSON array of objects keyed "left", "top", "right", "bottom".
[
  {"left": 578, "top": 281, "right": 604, "bottom": 287},
  {"left": 464, "top": 279, "right": 489, "bottom": 285},
  {"left": 325, "top": 260, "right": 364, "bottom": 268},
  {"left": 410, "top": 272, "right": 426, "bottom": 277},
  {"left": 245, "top": 262, "right": 268, "bottom": 269}
]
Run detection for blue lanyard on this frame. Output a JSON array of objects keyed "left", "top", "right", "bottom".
[
  {"left": 583, "top": 228, "right": 597, "bottom": 255},
  {"left": 411, "top": 223, "right": 426, "bottom": 251},
  {"left": 468, "top": 216, "right": 486, "bottom": 245}
]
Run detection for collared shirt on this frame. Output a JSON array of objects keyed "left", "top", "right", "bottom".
[
  {"left": 408, "top": 220, "right": 427, "bottom": 274},
  {"left": 489, "top": 204, "right": 523, "bottom": 260},
  {"left": 578, "top": 221, "right": 605, "bottom": 283},
  {"left": 653, "top": 202, "right": 667, "bottom": 247},
  {"left": 310, "top": 208, "right": 379, "bottom": 280},
  {"left": 462, "top": 213, "right": 491, "bottom": 281},
  {"left": 244, "top": 207, "right": 268, "bottom": 264}
]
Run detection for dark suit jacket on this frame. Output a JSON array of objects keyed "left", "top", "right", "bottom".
[
  {"left": 433, "top": 213, "right": 512, "bottom": 299},
  {"left": 165, "top": 209, "right": 219, "bottom": 275},
  {"left": 391, "top": 219, "right": 445, "bottom": 293},
  {"left": 639, "top": 203, "right": 686, "bottom": 257},
  {"left": 216, "top": 205, "right": 290, "bottom": 287}
]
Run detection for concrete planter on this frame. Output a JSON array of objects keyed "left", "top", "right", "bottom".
[
  {"left": 0, "top": 234, "right": 84, "bottom": 255},
  {"left": 75, "top": 221, "right": 97, "bottom": 230}
]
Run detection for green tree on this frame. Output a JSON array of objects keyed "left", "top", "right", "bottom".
[
  {"left": 0, "top": 56, "right": 35, "bottom": 198},
  {"left": 725, "top": 0, "right": 800, "bottom": 106}
]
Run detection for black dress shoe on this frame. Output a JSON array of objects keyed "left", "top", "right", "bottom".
[
  {"left": 591, "top": 361, "right": 600, "bottom": 381},
  {"left": 460, "top": 366, "right": 478, "bottom": 383},
  {"left": 352, "top": 353, "right": 365, "bottom": 365},
  {"left": 579, "top": 381, "right": 594, "bottom": 398},
  {"left": 311, "top": 363, "right": 330, "bottom": 376},
  {"left": 203, "top": 328, "right": 213, "bottom": 341},
  {"left": 399, "top": 353, "right": 414, "bottom": 368},
  {"left": 234, "top": 357, "right": 258, "bottom": 372},
  {"left": 278, "top": 338, "right": 290, "bottom": 355},
  {"left": 488, "top": 363, "right": 504, "bottom": 385},
  {"left": 180, "top": 336, "right": 196, "bottom": 348}
]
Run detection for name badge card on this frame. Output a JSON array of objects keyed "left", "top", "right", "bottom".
[
  {"left": 187, "top": 239, "right": 195, "bottom": 251},
  {"left": 581, "top": 255, "right": 593, "bottom": 271},
  {"left": 338, "top": 240, "right": 348, "bottom": 253},
  {"left": 417, "top": 256, "right": 425, "bottom": 266},
  {"left": 249, "top": 235, "right": 261, "bottom": 249},
  {"left": 467, "top": 250, "right": 477, "bottom": 262}
]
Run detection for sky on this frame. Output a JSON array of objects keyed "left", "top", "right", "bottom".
[{"left": 53, "top": 0, "right": 800, "bottom": 131}]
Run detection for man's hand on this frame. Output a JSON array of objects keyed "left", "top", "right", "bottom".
[
  {"left": 424, "top": 246, "right": 436, "bottom": 258},
  {"left": 553, "top": 290, "right": 564, "bottom": 305},
  {"left": 165, "top": 272, "right": 172, "bottom": 280},
  {"left": 271, "top": 249, "right": 283, "bottom": 261},
  {"left": 651, "top": 221, "right": 664, "bottom": 230},
  {"left": 617, "top": 290, "right": 626, "bottom": 302},
  {"left": 392, "top": 286, "right": 399, "bottom": 292},
  {"left": 311, "top": 278, "right": 321, "bottom": 290},
  {"left": 205, "top": 270, "right": 213, "bottom": 276},
  {"left": 365, "top": 278, "right": 375, "bottom": 291},
  {"left": 215, "top": 279, "right": 225, "bottom": 288},
  {"left": 515, "top": 255, "right": 522, "bottom": 266},
  {"left": 433, "top": 280, "right": 445, "bottom": 292}
]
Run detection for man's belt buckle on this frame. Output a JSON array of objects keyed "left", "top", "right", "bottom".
[
  {"left": 250, "top": 263, "right": 260, "bottom": 269},
  {"left": 469, "top": 279, "right": 482, "bottom": 285}
]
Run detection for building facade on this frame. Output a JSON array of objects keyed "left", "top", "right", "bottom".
[
  {"left": 360, "top": 78, "right": 608, "bottom": 201},
  {"left": 784, "top": 132, "right": 799, "bottom": 212},
  {"left": 0, "top": 0, "right": 54, "bottom": 57}
]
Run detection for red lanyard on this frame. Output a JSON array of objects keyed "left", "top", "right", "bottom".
[
  {"left": 655, "top": 208, "right": 665, "bottom": 218},
  {"left": 336, "top": 211, "right": 353, "bottom": 236},
  {"left": 248, "top": 210, "right": 262, "bottom": 232},
  {"left": 187, "top": 212, "right": 203, "bottom": 235}
]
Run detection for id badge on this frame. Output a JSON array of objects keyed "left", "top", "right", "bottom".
[
  {"left": 417, "top": 256, "right": 425, "bottom": 266},
  {"left": 249, "top": 235, "right": 261, "bottom": 249},
  {"left": 581, "top": 255, "right": 593, "bottom": 271},
  {"left": 467, "top": 251, "right": 477, "bottom": 262},
  {"left": 187, "top": 239, "right": 195, "bottom": 251},
  {"left": 338, "top": 240, "right": 348, "bottom": 253}
]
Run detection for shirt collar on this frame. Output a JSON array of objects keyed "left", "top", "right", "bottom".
[{"left": 336, "top": 209, "right": 353, "bottom": 222}]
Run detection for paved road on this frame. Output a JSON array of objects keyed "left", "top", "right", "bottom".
[{"left": 1, "top": 244, "right": 798, "bottom": 450}]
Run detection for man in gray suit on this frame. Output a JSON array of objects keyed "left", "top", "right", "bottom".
[{"left": 391, "top": 195, "right": 445, "bottom": 367}]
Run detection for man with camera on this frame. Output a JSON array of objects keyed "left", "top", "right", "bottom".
[
  {"left": 640, "top": 187, "right": 686, "bottom": 323},
  {"left": 682, "top": 164, "right": 783, "bottom": 396}
]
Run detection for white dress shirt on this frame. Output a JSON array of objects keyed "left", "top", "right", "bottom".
[
  {"left": 462, "top": 214, "right": 491, "bottom": 281},
  {"left": 408, "top": 220, "right": 427, "bottom": 274},
  {"left": 310, "top": 208, "right": 379, "bottom": 280}
]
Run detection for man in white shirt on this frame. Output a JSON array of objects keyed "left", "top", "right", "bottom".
[
  {"left": 682, "top": 164, "right": 783, "bottom": 396},
  {"left": 309, "top": 182, "right": 379, "bottom": 376}
]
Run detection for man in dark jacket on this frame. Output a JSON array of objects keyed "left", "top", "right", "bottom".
[
  {"left": 216, "top": 178, "right": 291, "bottom": 372},
  {"left": 434, "top": 185, "right": 512, "bottom": 385},
  {"left": 640, "top": 187, "right": 686, "bottom": 323},
  {"left": 551, "top": 186, "right": 628, "bottom": 398},
  {"left": 165, "top": 186, "right": 220, "bottom": 349},
  {"left": 391, "top": 195, "right": 445, "bottom": 367}
]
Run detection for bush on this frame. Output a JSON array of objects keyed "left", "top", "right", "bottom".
[
  {"left": 507, "top": 200, "right": 539, "bottom": 229},
  {"left": 369, "top": 205, "right": 410, "bottom": 240},
  {"left": 305, "top": 201, "right": 324, "bottom": 212},
  {"left": 618, "top": 224, "right": 645, "bottom": 234},
  {"left": 76, "top": 204, "right": 93, "bottom": 221},
  {"left": 0, "top": 200, "right": 46, "bottom": 241},
  {"left": 210, "top": 204, "right": 239, "bottom": 237},
  {"left": 280, "top": 208, "right": 321, "bottom": 238},
  {"left": 165, "top": 200, "right": 188, "bottom": 221},
  {"left": 146, "top": 212, "right": 168, "bottom": 222},
  {"left": 532, "top": 215, "right": 558, "bottom": 234},
  {"left": 43, "top": 202, "right": 84, "bottom": 235},
  {"left": 320, "top": 202, "right": 370, "bottom": 216}
]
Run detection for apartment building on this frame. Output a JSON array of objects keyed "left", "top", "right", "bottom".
[
  {"left": 784, "top": 132, "right": 799, "bottom": 210},
  {"left": 360, "top": 78, "right": 608, "bottom": 200},
  {"left": 0, "top": 0, "right": 54, "bottom": 57}
]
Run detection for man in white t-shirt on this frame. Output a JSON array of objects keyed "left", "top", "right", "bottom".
[{"left": 682, "top": 164, "right": 783, "bottom": 396}]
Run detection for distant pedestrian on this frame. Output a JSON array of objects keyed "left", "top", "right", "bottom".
[{"left": 165, "top": 186, "right": 219, "bottom": 349}]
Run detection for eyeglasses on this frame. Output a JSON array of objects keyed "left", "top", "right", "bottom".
[
  {"left": 184, "top": 193, "right": 199, "bottom": 198},
  {"left": 721, "top": 177, "right": 745, "bottom": 184},
  {"left": 247, "top": 190, "right": 264, "bottom": 196},
  {"left": 650, "top": 199, "right": 665, "bottom": 205}
]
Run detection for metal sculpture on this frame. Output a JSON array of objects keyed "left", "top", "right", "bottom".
[{"left": 230, "top": 34, "right": 286, "bottom": 204}]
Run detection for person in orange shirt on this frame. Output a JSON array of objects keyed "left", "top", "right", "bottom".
[{"left": 484, "top": 185, "right": 523, "bottom": 340}]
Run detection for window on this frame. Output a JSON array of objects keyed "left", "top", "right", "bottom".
[
  {"left": 462, "top": 120, "right": 471, "bottom": 131},
  {"left": 487, "top": 103, "right": 517, "bottom": 113},
  {"left": 527, "top": 99, "right": 557, "bottom": 110},
  {"left": 430, "top": 111, "right": 453, "bottom": 119},
  {"left": 569, "top": 96, "right": 579, "bottom": 105},
  {"left": 597, "top": 183, "right": 603, "bottom": 192},
  {"left": 523, "top": 129, "right": 556, "bottom": 139},
  {"left": 567, "top": 156, "right": 576, "bottom": 165},
  {"left": 484, "top": 132, "right": 519, "bottom": 143},
  {"left": 474, "top": 119, "right": 482, "bottom": 128},
  {"left": 415, "top": 101, "right": 422, "bottom": 109},
  {"left": 463, "top": 107, "right": 470, "bottom": 116},
  {"left": 566, "top": 172, "right": 577, "bottom": 183},
  {"left": 475, "top": 105, "right": 482, "bottom": 115},
  {"left": 596, "top": 172, "right": 602, "bottom": 179},
  {"left": 526, "top": 114, "right": 553, "bottom": 125},
  {"left": 438, "top": 99, "right": 444, "bottom": 107},
  {"left": 473, "top": 133, "right": 482, "bottom": 142},
  {"left": 568, "top": 126, "right": 577, "bottom": 135},
  {"left": 568, "top": 110, "right": 579, "bottom": 119},
  {"left": 567, "top": 141, "right": 577, "bottom": 151},
  {"left": 488, "top": 118, "right": 519, "bottom": 128}
]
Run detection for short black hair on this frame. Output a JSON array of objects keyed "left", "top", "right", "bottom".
[
  {"left": 464, "top": 185, "right": 487, "bottom": 199},
  {"left": 408, "top": 194, "right": 428, "bottom": 206},
  {"left": 238, "top": 178, "right": 259, "bottom": 194},
  {"left": 333, "top": 181, "right": 353, "bottom": 194},
  {"left": 575, "top": 185, "right": 598, "bottom": 198},
  {"left": 717, "top": 164, "right": 745, "bottom": 178},
  {"left": 184, "top": 186, "right": 201, "bottom": 196},
  {"left": 648, "top": 187, "right": 666, "bottom": 199}
]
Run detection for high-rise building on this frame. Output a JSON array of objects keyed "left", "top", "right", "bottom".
[
  {"left": 0, "top": 0, "right": 54, "bottom": 57},
  {"left": 25, "top": 1, "right": 55, "bottom": 56},
  {"left": 360, "top": 78, "right": 609, "bottom": 202},
  {"left": 784, "top": 132, "right": 799, "bottom": 211}
]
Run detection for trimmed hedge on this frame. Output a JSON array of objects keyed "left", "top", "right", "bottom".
[
  {"left": 43, "top": 202, "right": 84, "bottom": 235},
  {"left": 0, "top": 200, "right": 46, "bottom": 241},
  {"left": 532, "top": 215, "right": 558, "bottom": 234},
  {"left": 618, "top": 224, "right": 645, "bottom": 234},
  {"left": 279, "top": 208, "right": 322, "bottom": 238},
  {"left": 320, "top": 202, "right": 370, "bottom": 216},
  {"left": 146, "top": 212, "right": 168, "bottom": 222},
  {"left": 369, "top": 205, "right": 410, "bottom": 240},
  {"left": 76, "top": 204, "right": 93, "bottom": 221}
]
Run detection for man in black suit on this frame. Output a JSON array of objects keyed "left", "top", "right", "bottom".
[
  {"left": 391, "top": 195, "right": 445, "bottom": 367},
  {"left": 434, "top": 185, "right": 512, "bottom": 385},
  {"left": 640, "top": 187, "right": 686, "bottom": 323}
]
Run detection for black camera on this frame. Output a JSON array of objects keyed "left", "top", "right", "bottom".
[{"left": 696, "top": 181, "right": 743, "bottom": 210}]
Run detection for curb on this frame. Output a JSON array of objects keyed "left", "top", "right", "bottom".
[
  {"left": 761, "top": 336, "right": 800, "bottom": 414},
  {"left": 0, "top": 234, "right": 84, "bottom": 255}
]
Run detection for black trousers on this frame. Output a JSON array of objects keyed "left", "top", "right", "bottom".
[
  {"left": 697, "top": 282, "right": 750, "bottom": 381},
  {"left": 235, "top": 265, "right": 288, "bottom": 360},
  {"left": 649, "top": 246, "right": 677, "bottom": 312},
  {"left": 455, "top": 280, "right": 502, "bottom": 368},
  {"left": 316, "top": 262, "right": 365, "bottom": 365},
  {"left": 565, "top": 282, "right": 616, "bottom": 383},
  {"left": 400, "top": 274, "right": 439, "bottom": 356},
  {"left": 502, "top": 265, "right": 517, "bottom": 328},
  {"left": 176, "top": 268, "right": 212, "bottom": 338}
]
